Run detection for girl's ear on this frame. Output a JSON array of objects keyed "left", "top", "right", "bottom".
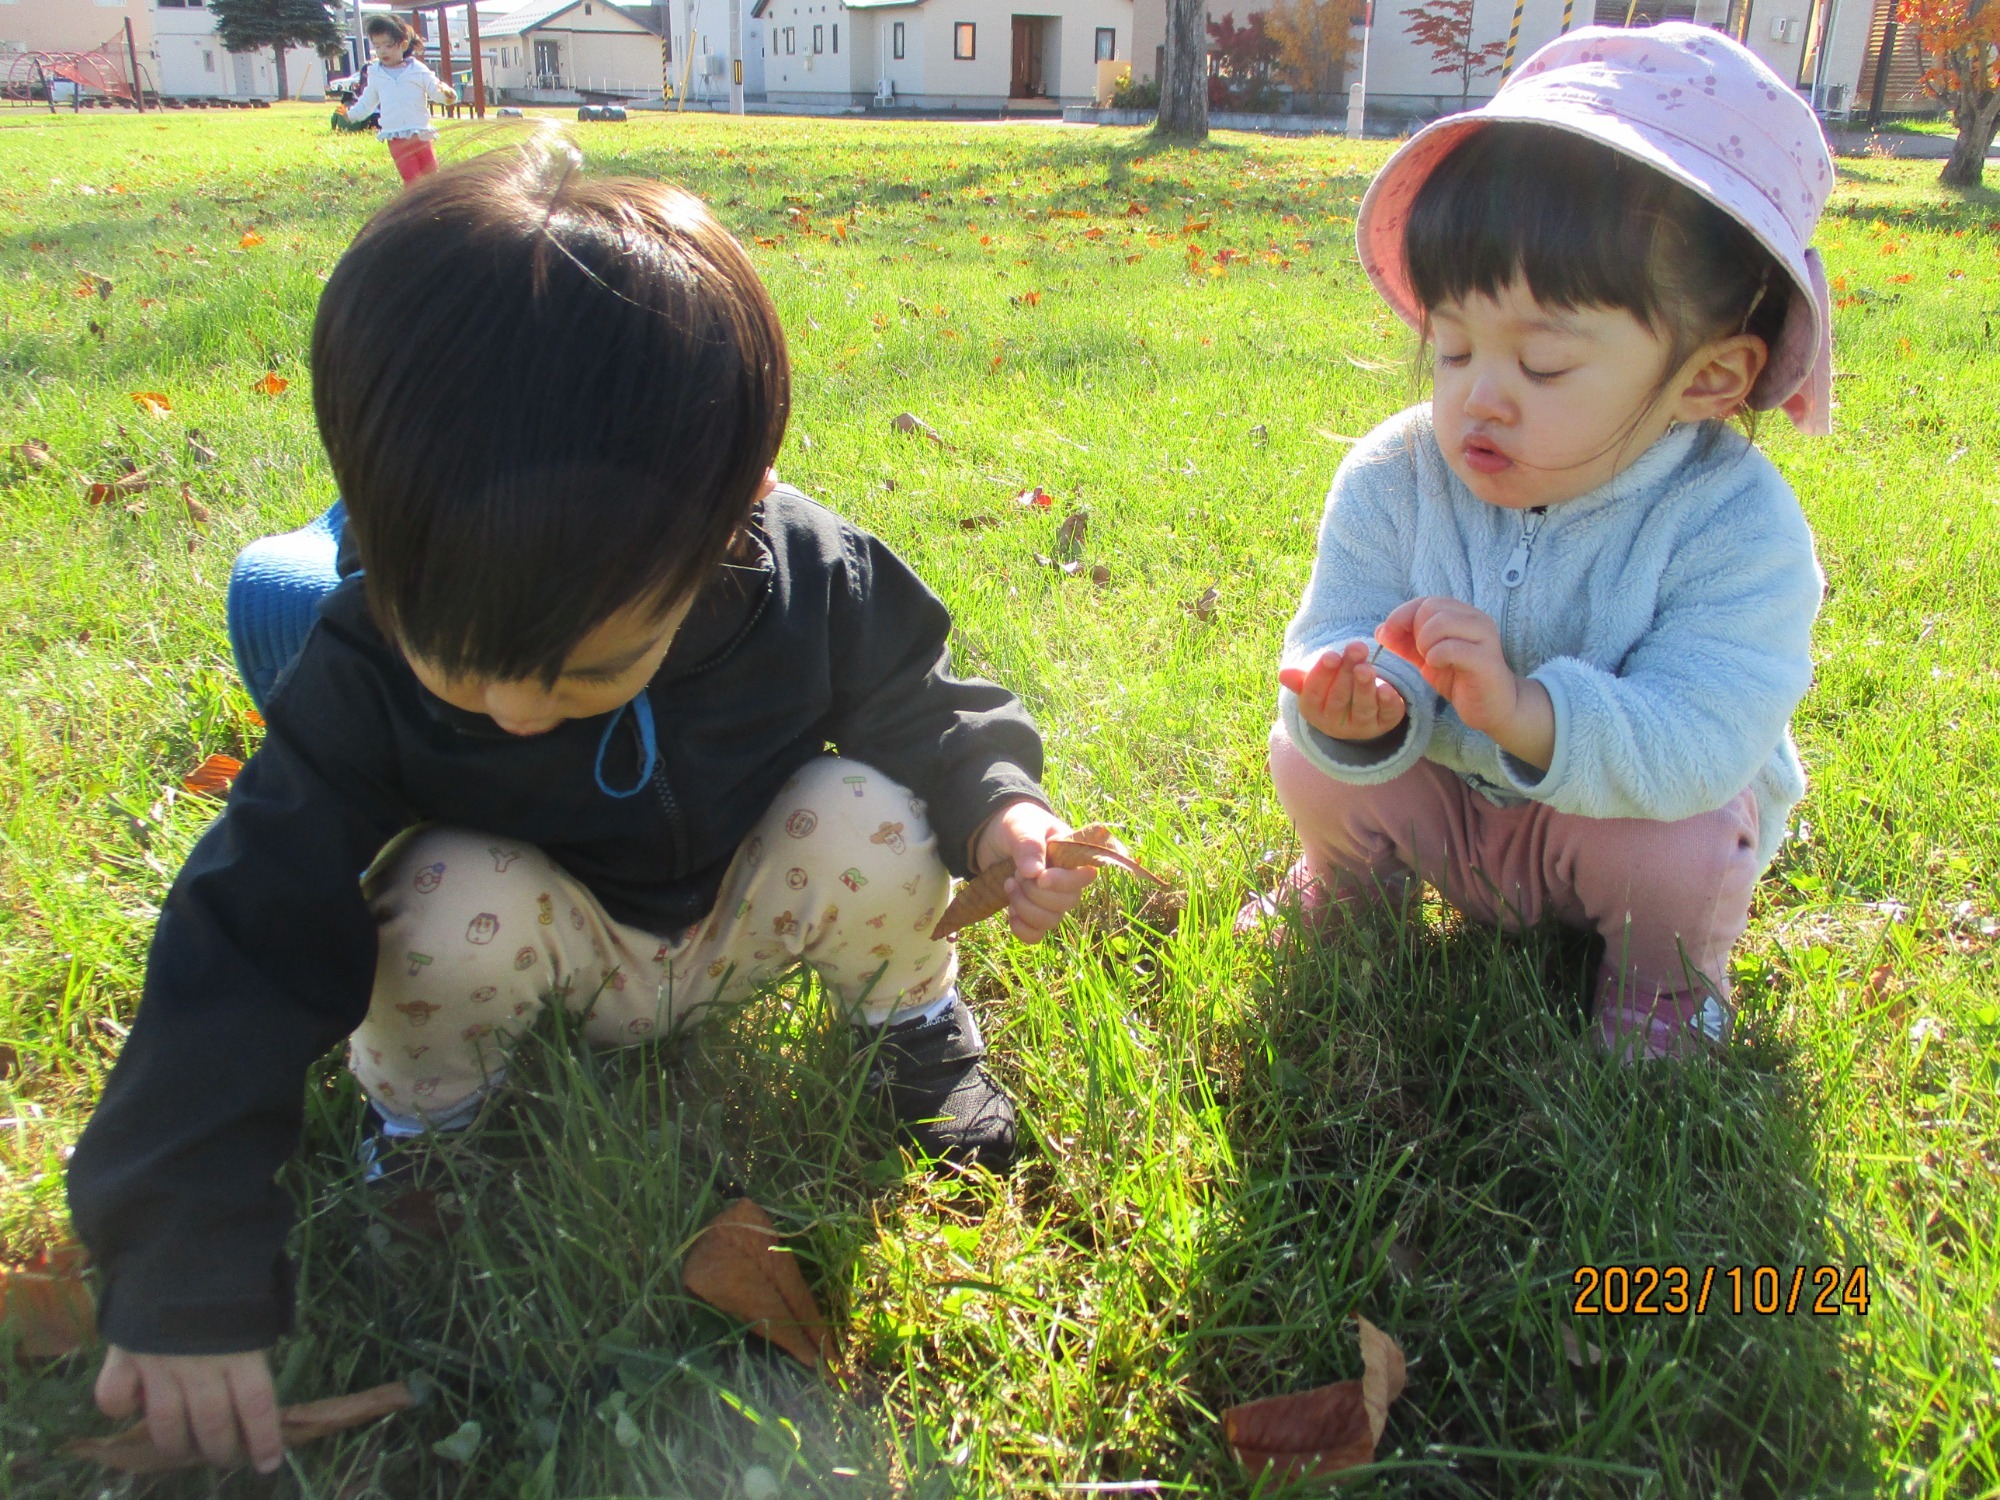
[{"left": 1672, "top": 333, "right": 1769, "bottom": 424}]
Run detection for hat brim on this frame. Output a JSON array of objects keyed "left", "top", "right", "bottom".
[{"left": 1355, "top": 102, "right": 1823, "bottom": 413}]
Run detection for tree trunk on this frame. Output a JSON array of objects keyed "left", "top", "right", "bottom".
[
  {"left": 1939, "top": 97, "right": 1997, "bottom": 189},
  {"left": 273, "top": 42, "right": 290, "bottom": 100},
  {"left": 1157, "top": 0, "right": 1209, "bottom": 138}
]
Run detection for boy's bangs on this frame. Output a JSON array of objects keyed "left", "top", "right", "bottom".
[{"left": 1403, "top": 125, "right": 1668, "bottom": 330}]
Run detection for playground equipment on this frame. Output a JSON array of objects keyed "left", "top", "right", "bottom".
[{"left": 2, "top": 41, "right": 156, "bottom": 112}]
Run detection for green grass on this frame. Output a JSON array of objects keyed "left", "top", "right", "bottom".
[{"left": 0, "top": 105, "right": 1996, "bottom": 1498}]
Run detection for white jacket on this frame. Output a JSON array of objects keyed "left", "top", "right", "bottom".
[
  {"left": 1280, "top": 406, "right": 1824, "bottom": 870},
  {"left": 350, "top": 59, "right": 447, "bottom": 139}
]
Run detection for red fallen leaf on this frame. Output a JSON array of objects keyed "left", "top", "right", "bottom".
[
  {"left": 66, "top": 1381, "right": 414, "bottom": 1473},
  {"left": 252, "top": 372, "right": 289, "bottom": 397},
  {"left": 991, "top": 354, "right": 1004, "bottom": 371},
  {"left": 1124, "top": 201, "right": 1149, "bottom": 216},
  {"left": 129, "top": 391, "right": 172, "bottom": 418},
  {"left": 1222, "top": 1316, "right": 1406, "bottom": 1483},
  {"left": 1014, "top": 487, "right": 1055, "bottom": 510},
  {"left": 238, "top": 231, "right": 265, "bottom": 249},
  {"left": 1, "top": 1256, "right": 97, "bottom": 1359},
  {"left": 244, "top": 708, "right": 266, "bottom": 728},
  {"left": 182, "top": 753, "right": 243, "bottom": 796},
  {"left": 74, "top": 273, "right": 113, "bottom": 299},
  {"left": 931, "top": 822, "right": 1167, "bottom": 940},
  {"left": 1182, "top": 218, "right": 1213, "bottom": 234},
  {"left": 85, "top": 464, "right": 151, "bottom": 506},
  {"left": 682, "top": 1199, "right": 839, "bottom": 1376}
]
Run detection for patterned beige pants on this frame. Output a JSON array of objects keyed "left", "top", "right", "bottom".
[{"left": 349, "top": 757, "right": 956, "bottom": 1128}]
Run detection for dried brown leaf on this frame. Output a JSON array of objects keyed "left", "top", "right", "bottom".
[
  {"left": 14, "top": 439, "right": 53, "bottom": 469},
  {"left": 890, "top": 411, "right": 948, "bottom": 447},
  {"left": 931, "top": 822, "right": 1167, "bottom": 939},
  {"left": 958, "top": 515, "right": 1000, "bottom": 531},
  {"left": 1222, "top": 1316, "right": 1405, "bottom": 1483},
  {"left": 129, "top": 391, "right": 172, "bottom": 418},
  {"left": 682, "top": 1199, "right": 837, "bottom": 1375},
  {"left": 182, "top": 753, "right": 243, "bottom": 797},
  {"left": 66, "top": 1382, "right": 413, "bottom": 1473},
  {"left": 1052, "top": 509, "right": 1088, "bottom": 564},
  {"left": 1561, "top": 1325, "right": 1603, "bottom": 1368},
  {"left": 0, "top": 1262, "right": 96, "bottom": 1359},
  {"left": 186, "top": 430, "right": 218, "bottom": 466},
  {"left": 182, "top": 484, "right": 210, "bottom": 527},
  {"left": 1090, "top": 564, "right": 1111, "bottom": 586},
  {"left": 1187, "top": 585, "right": 1220, "bottom": 623}
]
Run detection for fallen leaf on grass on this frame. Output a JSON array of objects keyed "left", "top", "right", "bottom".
[
  {"left": 958, "top": 515, "right": 1000, "bottom": 531},
  {"left": 1222, "top": 1316, "right": 1405, "bottom": 1483},
  {"left": 67, "top": 1382, "right": 414, "bottom": 1473},
  {"left": 1186, "top": 585, "right": 1220, "bottom": 622},
  {"left": 931, "top": 822, "right": 1167, "bottom": 940},
  {"left": 85, "top": 465, "right": 151, "bottom": 506},
  {"left": 1, "top": 1254, "right": 96, "bottom": 1359},
  {"left": 252, "top": 372, "right": 289, "bottom": 397},
  {"left": 1090, "top": 564, "right": 1111, "bottom": 586},
  {"left": 182, "top": 753, "right": 243, "bottom": 797},
  {"left": 12, "top": 440, "right": 52, "bottom": 470},
  {"left": 1052, "top": 509, "right": 1088, "bottom": 563},
  {"left": 1561, "top": 1325, "right": 1603, "bottom": 1368},
  {"left": 75, "top": 273, "right": 113, "bottom": 300},
  {"left": 128, "top": 391, "right": 172, "bottom": 419},
  {"left": 1863, "top": 963, "right": 1895, "bottom": 1002},
  {"left": 186, "top": 431, "right": 218, "bottom": 465},
  {"left": 238, "top": 232, "right": 265, "bottom": 249},
  {"left": 1014, "top": 487, "right": 1055, "bottom": 510},
  {"left": 181, "top": 484, "right": 210, "bottom": 527},
  {"left": 682, "top": 1199, "right": 838, "bottom": 1376},
  {"left": 890, "top": 411, "right": 948, "bottom": 447}
]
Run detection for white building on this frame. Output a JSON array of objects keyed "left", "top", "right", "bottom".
[
  {"left": 756, "top": 0, "right": 1133, "bottom": 108},
  {"left": 473, "top": 0, "right": 666, "bottom": 99},
  {"left": 664, "top": 0, "right": 769, "bottom": 103},
  {"left": 151, "top": 0, "right": 329, "bottom": 100}
]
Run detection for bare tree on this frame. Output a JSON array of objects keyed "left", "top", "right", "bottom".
[{"left": 1158, "top": 0, "right": 1211, "bottom": 138}]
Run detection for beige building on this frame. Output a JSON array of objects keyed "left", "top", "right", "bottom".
[
  {"left": 760, "top": 0, "right": 1133, "bottom": 108},
  {"left": 472, "top": 0, "right": 665, "bottom": 98}
]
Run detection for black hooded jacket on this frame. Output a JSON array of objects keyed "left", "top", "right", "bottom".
[{"left": 68, "top": 487, "right": 1046, "bottom": 1354}]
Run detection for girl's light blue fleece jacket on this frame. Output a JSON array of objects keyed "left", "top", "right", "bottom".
[{"left": 1279, "top": 406, "right": 1824, "bottom": 872}]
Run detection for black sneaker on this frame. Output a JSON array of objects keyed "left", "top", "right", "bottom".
[{"left": 854, "top": 994, "right": 1019, "bottom": 1173}]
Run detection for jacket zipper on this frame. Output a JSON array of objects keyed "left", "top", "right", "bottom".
[{"left": 1499, "top": 505, "right": 1547, "bottom": 665}]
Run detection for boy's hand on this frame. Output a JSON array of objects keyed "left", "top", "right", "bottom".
[
  {"left": 96, "top": 1344, "right": 284, "bottom": 1474},
  {"left": 1375, "top": 597, "right": 1554, "bottom": 769},
  {"left": 969, "top": 800, "right": 1097, "bottom": 944},
  {"left": 1280, "top": 643, "right": 1408, "bottom": 742}
]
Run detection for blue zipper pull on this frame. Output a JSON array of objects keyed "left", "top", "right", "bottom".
[{"left": 593, "top": 690, "right": 658, "bottom": 799}]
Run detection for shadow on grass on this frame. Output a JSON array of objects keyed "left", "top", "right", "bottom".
[
  {"left": 1183, "top": 902, "right": 1878, "bottom": 1497},
  {"left": 9, "top": 980, "right": 974, "bottom": 1498}
]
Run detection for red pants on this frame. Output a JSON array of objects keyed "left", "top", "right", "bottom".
[{"left": 386, "top": 136, "right": 439, "bottom": 185}]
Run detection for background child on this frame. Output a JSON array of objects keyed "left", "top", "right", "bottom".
[
  {"left": 67, "top": 147, "right": 1094, "bottom": 1472},
  {"left": 1254, "top": 24, "right": 1831, "bottom": 1062},
  {"left": 349, "top": 15, "right": 456, "bottom": 185}
]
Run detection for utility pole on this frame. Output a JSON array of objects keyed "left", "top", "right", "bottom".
[
  {"left": 124, "top": 16, "right": 147, "bottom": 110},
  {"left": 1865, "top": 9, "right": 1896, "bottom": 128},
  {"left": 729, "top": 0, "right": 744, "bottom": 110},
  {"left": 1347, "top": 0, "right": 1372, "bottom": 139}
]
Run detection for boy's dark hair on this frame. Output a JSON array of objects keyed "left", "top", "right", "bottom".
[
  {"left": 311, "top": 145, "right": 790, "bottom": 684},
  {"left": 1404, "top": 124, "right": 1790, "bottom": 381}
]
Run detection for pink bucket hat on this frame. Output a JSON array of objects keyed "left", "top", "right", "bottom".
[{"left": 1355, "top": 23, "right": 1836, "bottom": 434}]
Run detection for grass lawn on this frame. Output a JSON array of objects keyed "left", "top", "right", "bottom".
[{"left": 0, "top": 104, "right": 1996, "bottom": 1498}]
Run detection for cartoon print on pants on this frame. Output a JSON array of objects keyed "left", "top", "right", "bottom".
[
  {"left": 396, "top": 999, "right": 442, "bottom": 1028},
  {"left": 772, "top": 910, "right": 799, "bottom": 937},
  {"left": 404, "top": 1044, "right": 429, "bottom": 1061},
  {"left": 909, "top": 796, "right": 927, "bottom": 819},
  {"left": 844, "top": 775, "right": 867, "bottom": 798},
  {"left": 489, "top": 846, "right": 521, "bottom": 873},
  {"left": 840, "top": 868, "right": 868, "bottom": 891},
  {"left": 466, "top": 913, "right": 500, "bottom": 945},
  {"left": 537, "top": 893, "right": 554, "bottom": 926},
  {"left": 787, "top": 867, "right": 809, "bottom": 890},
  {"left": 569, "top": 906, "right": 586, "bottom": 931},
  {"left": 871, "top": 821, "right": 907, "bottom": 855},
  {"left": 462, "top": 1023, "right": 494, "bottom": 1042},
  {"left": 513, "top": 946, "right": 538, "bottom": 971},
  {"left": 405, "top": 951, "right": 434, "bottom": 978},
  {"left": 785, "top": 810, "right": 818, "bottom": 839},
  {"left": 470, "top": 985, "right": 498, "bottom": 1004},
  {"left": 412, "top": 862, "right": 446, "bottom": 895},
  {"left": 914, "top": 907, "right": 936, "bottom": 934}
]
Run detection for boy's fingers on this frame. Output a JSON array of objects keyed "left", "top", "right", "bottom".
[
  {"left": 96, "top": 1350, "right": 141, "bottom": 1419},
  {"left": 184, "top": 1376, "right": 244, "bottom": 1469},
  {"left": 141, "top": 1375, "right": 194, "bottom": 1465},
  {"left": 226, "top": 1363, "right": 285, "bottom": 1474}
]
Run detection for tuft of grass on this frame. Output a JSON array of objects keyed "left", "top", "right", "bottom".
[{"left": 0, "top": 105, "right": 1995, "bottom": 1497}]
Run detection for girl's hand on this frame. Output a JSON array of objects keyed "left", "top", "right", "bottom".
[
  {"left": 1376, "top": 597, "right": 1554, "bottom": 768},
  {"left": 96, "top": 1344, "right": 284, "bottom": 1473},
  {"left": 1280, "top": 643, "right": 1408, "bottom": 742},
  {"left": 968, "top": 800, "right": 1097, "bottom": 944}
]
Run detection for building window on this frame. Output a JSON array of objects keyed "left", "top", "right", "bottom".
[
  {"left": 953, "top": 20, "right": 974, "bottom": 58},
  {"left": 1095, "top": 26, "right": 1115, "bottom": 60},
  {"left": 812, "top": 23, "right": 823, "bottom": 51},
  {"left": 892, "top": 19, "right": 904, "bottom": 57},
  {"left": 203, "top": 48, "right": 215, "bottom": 70},
  {"left": 583, "top": 2, "right": 591, "bottom": 11},
  {"left": 783, "top": 25, "right": 795, "bottom": 52},
  {"left": 831, "top": 21, "right": 837, "bottom": 50}
]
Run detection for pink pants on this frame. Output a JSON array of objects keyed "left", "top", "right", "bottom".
[
  {"left": 386, "top": 136, "right": 438, "bottom": 185},
  {"left": 1269, "top": 727, "right": 1760, "bottom": 1058}
]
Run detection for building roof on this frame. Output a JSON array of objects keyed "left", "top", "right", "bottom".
[{"left": 472, "top": 0, "right": 656, "bottom": 37}]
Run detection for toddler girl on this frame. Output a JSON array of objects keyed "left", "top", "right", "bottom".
[
  {"left": 1254, "top": 24, "right": 1832, "bottom": 1061},
  {"left": 348, "top": 15, "right": 456, "bottom": 186}
]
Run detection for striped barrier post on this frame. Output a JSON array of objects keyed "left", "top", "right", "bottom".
[
  {"left": 1501, "top": 0, "right": 1527, "bottom": 78},
  {"left": 1561, "top": 0, "right": 1575, "bottom": 31}
]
